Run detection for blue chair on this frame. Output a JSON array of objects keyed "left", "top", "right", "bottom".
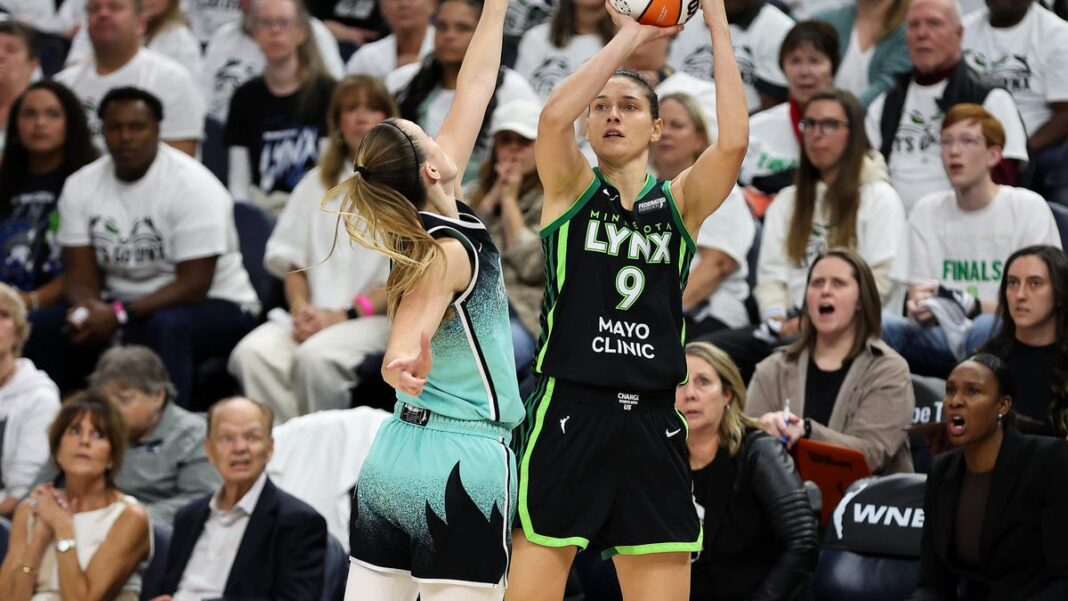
[
  {"left": 0, "top": 516, "right": 10, "bottom": 562},
  {"left": 233, "top": 201, "right": 284, "bottom": 314},
  {"left": 745, "top": 217, "right": 763, "bottom": 325},
  {"left": 1048, "top": 201, "right": 1068, "bottom": 251},
  {"left": 322, "top": 534, "right": 349, "bottom": 601},
  {"left": 813, "top": 473, "right": 926, "bottom": 601},
  {"left": 140, "top": 520, "right": 173, "bottom": 601},
  {"left": 910, "top": 375, "right": 946, "bottom": 474}
]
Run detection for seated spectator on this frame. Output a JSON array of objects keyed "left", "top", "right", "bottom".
[
  {"left": 387, "top": 0, "right": 535, "bottom": 180},
  {"left": 864, "top": 0, "right": 1029, "bottom": 212},
  {"left": 502, "top": 0, "right": 553, "bottom": 67},
  {"left": 680, "top": 341, "right": 818, "bottom": 601},
  {"left": 0, "top": 2, "right": 57, "bottom": 34},
  {"left": 0, "top": 20, "right": 38, "bottom": 157},
  {"left": 739, "top": 21, "right": 838, "bottom": 210},
  {"left": 815, "top": 0, "right": 911, "bottom": 106},
  {"left": 67, "top": 0, "right": 204, "bottom": 80},
  {"left": 36, "top": 345, "right": 222, "bottom": 524},
  {"left": 703, "top": 89, "right": 906, "bottom": 382},
  {"left": 309, "top": 0, "right": 390, "bottom": 60},
  {"left": 24, "top": 87, "right": 259, "bottom": 408},
  {"left": 0, "top": 390, "right": 151, "bottom": 601},
  {"left": 156, "top": 396, "right": 327, "bottom": 601},
  {"left": 908, "top": 354, "right": 1068, "bottom": 601},
  {"left": 884, "top": 105, "right": 1061, "bottom": 376},
  {"left": 55, "top": 0, "right": 205, "bottom": 156},
  {"left": 183, "top": 0, "right": 244, "bottom": 45},
  {"left": 0, "top": 81, "right": 97, "bottom": 310},
  {"left": 963, "top": 0, "right": 1068, "bottom": 205},
  {"left": 982, "top": 245, "right": 1068, "bottom": 437},
  {"left": 343, "top": 0, "right": 434, "bottom": 80},
  {"left": 748, "top": 248, "right": 916, "bottom": 474},
  {"left": 514, "top": 0, "right": 612, "bottom": 101},
  {"left": 623, "top": 36, "right": 717, "bottom": 121},
  {"left": 652, "top": 92, "right": 754, "bottom": 337},
  {"left": 668, "top": 0, "right": 793, "bottom": 112},
  {"left": 465, "top": 99, "right": 545, "bottom": 371},
  {"left": 226, "top": 0, "right": 337, "bottom": 214},
  {"left": 229, "top": 75, "right": 392, "bottom": 422},
  {"left": 0, "top": 283, "right": 60, "bottom": 518},
  {"left": 202, "top": 0, "right": 344, "bottom": 123}
]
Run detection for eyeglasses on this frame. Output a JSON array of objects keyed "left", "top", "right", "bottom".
[
  {"left": 939, "top": 135, "right": 986, "bottom": 150},
  {"left": 798, "top": 118, "right": 849, "bottom": 136},
  {"left": 253, "top": 16, "right": 297, "bottom": 31}
]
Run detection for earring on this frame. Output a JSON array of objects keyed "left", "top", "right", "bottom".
[{"left": 997, "top": 413, "right": 1004, "bottom": 423}]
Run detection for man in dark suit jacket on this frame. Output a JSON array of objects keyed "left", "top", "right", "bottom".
[{"left": 150, "top": 397, "right": 327, "bottom": 601}]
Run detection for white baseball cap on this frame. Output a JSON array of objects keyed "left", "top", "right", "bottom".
[{"left": 488, "top": 99, "right": 542, "bottom": 141}]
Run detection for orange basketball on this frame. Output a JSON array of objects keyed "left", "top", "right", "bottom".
[{"left": 610, "top": 0, "right": 699, "bottom": 27}]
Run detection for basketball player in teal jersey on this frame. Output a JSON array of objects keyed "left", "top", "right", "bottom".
[
  {"left": 335, "top": 0, "right": 524, "bottom": 598},
  {"left": 505, "top": 0, "right": 749, "bottom": 599}
]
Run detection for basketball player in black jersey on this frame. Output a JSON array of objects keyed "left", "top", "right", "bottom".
[{"left": 505, "top": 0, "right": 749, "bottom": 599}]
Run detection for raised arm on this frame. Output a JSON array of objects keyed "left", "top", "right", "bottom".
[
  {"left": 669, "top": 0, "right": 749, "bottom": 235},
  {"left": 435, "top": 0, "right": 508, "bottom": 182},
  {"left": 538, "top": 3, "right": 681, "bottom": 225}
]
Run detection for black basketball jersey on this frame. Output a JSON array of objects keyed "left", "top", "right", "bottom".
[{"left": 533, "top": 169, "right": 696, "bottom": 391}]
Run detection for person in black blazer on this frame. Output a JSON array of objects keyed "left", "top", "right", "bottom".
[
  {"left": 678, "top": 342, "right": 819, "bottom": 601},
  {"left": 910, "top": 354, "right": 1068, "bottom": 601},
  {"left": 152, "top": 397, "right": 327, "bottom": 601}
]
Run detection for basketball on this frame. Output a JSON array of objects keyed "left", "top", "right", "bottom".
[{"left": 610, "top": 0, "right": 700, "bottom": 27}]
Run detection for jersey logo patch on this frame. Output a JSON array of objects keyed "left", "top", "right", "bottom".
[
  {"left": 636, "top": 197, "right": 666, "bottom": 214},
  {"left": 560, "top": 415, "right": 571, "bottom": 434},
  {"left": 666, "top": 428, "right": 682, "bottom": 438}
]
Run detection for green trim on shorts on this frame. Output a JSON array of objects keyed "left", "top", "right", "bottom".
[
  {"left": 601, "top": 535, "right": 705, "bottom": 559},
  {"left": 518, "top": 377, "right": 591, "bottom": 550}
]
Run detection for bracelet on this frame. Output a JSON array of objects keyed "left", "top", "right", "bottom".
[
  {"left": 353, "top": 294, "right": 374, "bottom": 317},
  {"left": 803, "top": 418, "right": 813, "bottom": 439},
  {"left": 113, "top": 301, "right": 128, "bottom": 325},
  {"left": 17, "top": 563, "right": 37, "bottom": 574},
  {"left": 29, "top": 291, "right": 40, "bottom": 311}
]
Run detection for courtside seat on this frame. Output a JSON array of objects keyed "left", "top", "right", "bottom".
[
  {"left": 910, "top": 375, "right": 946, "bottom": 474},
  {"left": 1048, "top": 202, "right": 1068, "bottom": 250},
  {"left": 813, "top": 473, "right": 927, "bottom": 601},
  {"left": 323, "top": 534, "right": 349, "bottom": 601},
  {"left": 140, "top": 520, "right": 173, "bottom": 601}
]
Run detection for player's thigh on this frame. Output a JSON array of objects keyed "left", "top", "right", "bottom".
[
  {"left": 612, "top": 551, "right": 691, "bottom": 601},
  {"left": 505, "top": 529, "right": 578, "bottom": 601}
]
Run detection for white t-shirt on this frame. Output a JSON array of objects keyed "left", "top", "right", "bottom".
[
  {"left": 865, "top": 81, "right": 1029, "bottom": 212},
  {"left": 57, "top": 144, "right": 260, "bottom": 311},
  {"left": 739, "top": 101, "right": 799, "bottom": 186},
  {"left": 344, "top": 28, "right": 435, "bottom": 80},
  {"left": 514, "top": 23, "right": 605, "bottom": 101},
  {"left": 835, "top": 29, "right": 874, "bottom": 100},
  {"left": 962, "top": 4, "right": 1068, "bottom": 137},
  {"left": 504, "top": 0, "right": 553, "bottom": 38},
  {"left": 691, "top": 185, "right": 754, "bottom": 329},
  {"left": 181, "top": 0, "right": 243, "bottom": 44},
  {"left": 0, "top": 0, "right": 57, "bottom": 31},
  {"left": 66, "top": 22, "right": 204, "bottom": 81},
  {"left": 668, "top": 5, "right": 792, "bottom": 112},
  {"left": 757, "top": 175, "right": 906, "bottom": 316},
  {"left": 780, "top": 0, "right": 848, "bottom": 19},
  {"left": 657, "top": 71, "right": 719, "bottom": 136},
  {"left": 385, "top": 64, "right": 538, "bottom": 138},
  {"left": 55, "top": 48, "right": 206, "bottom": 144},
  {"left": 201, "top": 18, "right": 344, "bottom": 123},
  {"left": 265, "top": 166, "right": 389, "bottom": 309},
  {"left": 902, "top": 186, "right": 1062, "bottom": 301}
]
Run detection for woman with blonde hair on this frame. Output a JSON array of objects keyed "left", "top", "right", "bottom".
[
  {"left": 335, "top": 0, "right": 524, "bottom": 596},
  {"left": 680, "top": 341, "right": 818, "bottom": 601},
  {"left": 229, "top": 75, "right": 395, "bottom": 422}
]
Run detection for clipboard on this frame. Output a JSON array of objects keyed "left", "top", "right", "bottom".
[{"left": 791, "top": 438, "right": 872, "bottom": 526}]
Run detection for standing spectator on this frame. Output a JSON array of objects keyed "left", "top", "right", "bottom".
[
  {"left": 225, "top": 0, "right": 336, "bottom": 214},
  {"left": 308, "top": 0, "right": 390, "bottom": 60},
  {"left": 884, "top": 105, "right": 1061, "bottom": 376},
  {"left": 514, "top": 0, "right": 613, "bottom": 101},
  {"left": 983, "top": 246, "right": 1068, "bottom": 437},
  {"left": 668, "top": 0, "right": 794, "bottom": 112},
  {"left": 739, "top": 21, "right": 838, "bottom": 207},
  {"left": 652, "top": 92, "right": 754, "bottom": 337},
  {"left": 34, "top": 346, "right": 222, "bottom": 524},
  {"left": 24, "top": 88, "right": 259, "bottom": 408},
  {"left": 703, "top": 89, "right": 906, "bottom": 382},
  {"left": 183, "top": 0, "right": 243, "bottom": 44},
  {"left": 680, "top": 342, "right": 818, "bottom": 601},
  {"left": 157, "top": 397, "right": 327, "bottom": 601},
  {"left": 864, "top": 0, "right": 1029, "bottom": 212},
  {"left": 908, "top": 354, "right": 1068, "bottom": 601},
  {"left": 815, "top": 0, "right": 912, "bottom": 106},
  {"left": 228, "top": 75, "right": 392, "bottom": 422},
  {"left": 0, "top": 81, "right": 97, "bottom": 310},
  {"left": 0, "top": 20, "right": 38, "bottom": 157},
  {"left": 0, "top": 390, "right": 152, "bottom": 601},
  {"left": 387, "top": 0, "right": 536, "bottom": 180},
  {"left": 502, "top": 0, "right": 553, "bottom": 67},
  {"left": 962, "top": 0, "right": 1068, "bottom": 204},
  {"left": 748, "top": 248, "right": 916, "bottom": 475},
  {"left": 0, "top": 283, "right": 60, "bottom": 518},
  {"left": 465, "top": 99, "right": 545, "bottom": 372},
  {"left": 343, "top": 0, "right": 434, "bottom": 80}
]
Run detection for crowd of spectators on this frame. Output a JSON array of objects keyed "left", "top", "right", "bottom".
[{"left": 1, "top": 0, "right": 1068, "bottom": 599}]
